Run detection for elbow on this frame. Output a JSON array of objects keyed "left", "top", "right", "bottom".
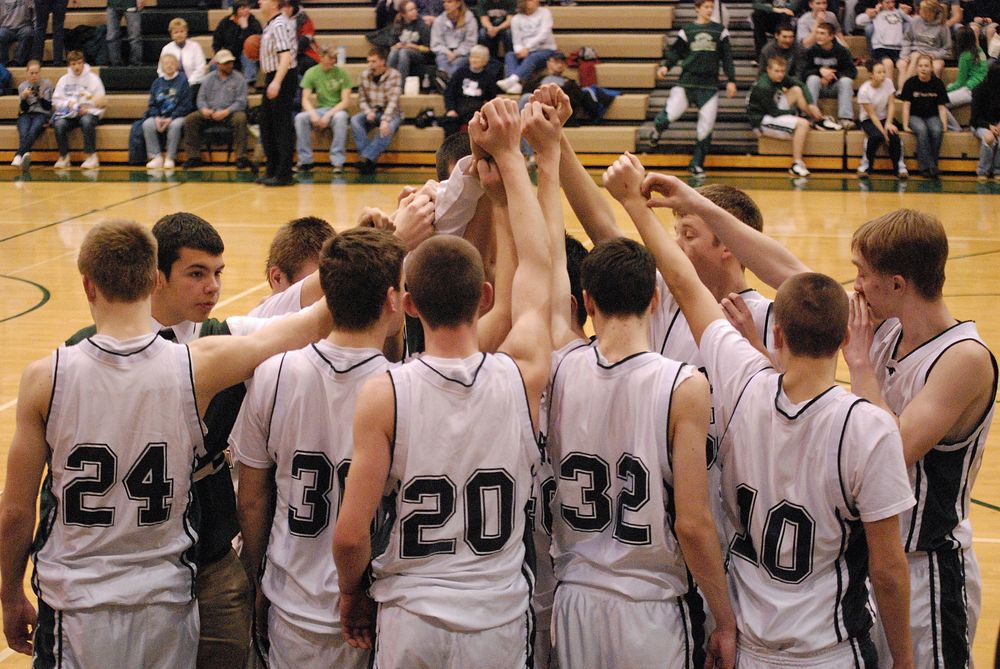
[
  {"left": 674, "top": 513, "right": 714, "bottom": 548},
  {"left": 332, "top": 528, "right": 368, "bottom": 562}
]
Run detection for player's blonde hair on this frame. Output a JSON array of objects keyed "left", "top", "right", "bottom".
[
  {"left": 851, "top": 208, "right": 947, "bottom": 299},
  {"left": 77, "top": 220, "right": 158, "bottom": 302},
  {"left": 169, "top": 17, "right": 188, "bottom": 32}
]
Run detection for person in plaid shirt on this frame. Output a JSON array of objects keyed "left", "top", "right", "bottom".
[{"left": 350, "top": 46, "right": 402, "bottom": 174}]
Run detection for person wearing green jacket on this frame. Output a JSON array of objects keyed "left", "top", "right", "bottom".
[{"left": 945, "top": 26, "right": 987, "bottom": 129}]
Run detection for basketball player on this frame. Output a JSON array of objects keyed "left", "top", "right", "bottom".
[
  {"left": 0, "top": 220, "right": 331, "bottom": 668},
  {"left": 248, "top": 216, "right": 334, "bottom": 318},
  {"left": 606, "top": 158, "right": 916, "bottom": 668},
  {"left": 333, "top": 97, "right": 558, "bottom": 667},
  {"left": 232, "top": 228, "right": 406, "bottom": 668},
  {"left": 547, "top": 236, "right": 737, "bottom": 669},
  {"left": 680, "top": 201, "right": 995, "bottom": 668}
]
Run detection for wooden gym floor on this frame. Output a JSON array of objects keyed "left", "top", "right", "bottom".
[{"left": 0, "top": 168, "right": 997, "bottom": 666}]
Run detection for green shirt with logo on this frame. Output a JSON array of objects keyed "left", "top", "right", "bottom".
[{"left": 300, "top": 64, "right": 353, "bottom": 108}]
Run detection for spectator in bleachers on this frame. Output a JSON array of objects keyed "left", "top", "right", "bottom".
[
  {"left": 938, "top": 0, "right": 964, "bottom": 32},
  {"left": 759, "top": 21, "right": 806, "bottom": 75},
  {"left": 419, "top": 0, "right": 444, "bottom": 26},
  {"left": 11, "top": 60, "right": 51, "bottom": 169},
  {"left": 142, "top": 53, "right": 193, "bottom": 170},
  {"left": 856, "top": 59, "right": 907, "bottom": 176},
  {"left": 945, "top": 25, "right": 986, "bottom": 126},
  {"left": 748, "top": 54, "right": 841, "bottom": 177},
  {"left": 182, "top": 49, "right": 250, "bottom": 169},
  {"left": 51, "top": 50, "right": 105, "bottom": 169},
  {"left": 160, "top": 18, "right": 209, "bottom": 88},
  {"left": 897, "top": 0, "right": 951, "bottom": 88},
  {"left": 213, "top": 0, "right": 263, "bottom": 86},
  {"left": 288, "top": 0, "right": 321, "bottom": 72},
  {"left": 970, "top": 61, "right": 1000, "bottom": 180},
  {"left": 650, "top": 0, "right": 737, "bottom": 177},
  {"left": 855, "top": 0, "right": 911, "bottom": 83},
  {"left": 294, "top": 45, "right": 353, "bottom": 173},
  {"left": 476, "top": 0, "right": 516, "bottom": 60},
  {"left": 900, "top": 52, "right": 949, "bottom": 176},
  {"left": 351, "top": 46, "right": 402, "bottom": 174},
  {"left": 751, "top": 0, "right": 798, "bottom": 55},
  {"left": 388, "top": 0, "right": 433, "bottom": 83},
  {"left": 496, "top": 0, "right": 557, "bottom": 94},
  {"left": 961, "top": 0, "right": 999, "bottom": 44},
  {"left": 431, "top": 0, "right": 477, "bottom": 84},
  {"left": 801, "top": 22, "right": 858, "bottom": 128},
  {"left": 31, "top": 0, "right": 67, "bottom": 65},
  {"left": 442, "top": 44, "right": 500, "bottom": 136},
  {"left": 0, "top": 0, "right": 34, "bottom": 67},
  {"left": 797, "top": 0, "right": 845, "bottom": 46},
  {"left": 106, "top": 0, "right": 142, "bottom": 67}
]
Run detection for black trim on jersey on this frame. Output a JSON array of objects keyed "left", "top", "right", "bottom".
[
  {"left": 889, "top": 320, "right": 966, "bottom": 364},
  {"left": 837, "top": 400, "right": 868, "bottom": 517},
  {"left": 681, "top": 577, "right": 707, "bottom": 669},
  {"left": 718, "top": 367, "right": 772, "bottom": 443},
  {"left": 658, "top": 308, "right": 684, "bottom": 356},
  {"left": 417, "top": 352, "right": 487, "bottom": 388},
  {"left": 763, "top": 300, "right": 775, "bottom": 350},
  {"left": 925, "top": 338, "right": 998, "bottom": 446},
  {"left": 264, "top": 352, "right": 289, "bottom": 451},
  {"left": 905, "top": 462, "right": 923, "bottom": 552},
  {"left": 664, "top": 364, "right": 688, "bottom": 470},
  {"left": 523, "top": 607, "right": 535, "bottom": 669},
  {"left": 915, "top": 447, "right": 968, "bottom": 552},
  {"left": 591, "top": 346, "right": 655, "bottom": 370},
  {"left": 46, "top": 348, "right": 59, "bottom": 425},
  {"left": 957, "top": 433, "right": 984, "bottom": 539},
  {"left": 928, "top": 551, "right": 942, "bottom": 668},
  {"left": 773, "top": 376, "right": 838, "bottom": 421},
  {"left": 33, "top": 598, "right": 57, "bottom": 669},
  {"left": 677, "top": 595, "right": 692, "bottom": 669},
  {"left": 936, "top": 549, "right": 972, "bottom": 669},
  {"left": 84, "top": 334, "right": 159, "bottom": 357},
  {"left": 840, "top": 518, "right": 871, "bottom": 640},
  {"left": 184, "top": 345, "right": 200, "bottom": 433},
  {"left": 310, "top": 344, "right": 383, "bottom": 375},
  {"left": 833, "top": 512, "right": 848, "bottom": 643},
  {"left": 387, "top": 370, "right": 398, "bottom": 465}
]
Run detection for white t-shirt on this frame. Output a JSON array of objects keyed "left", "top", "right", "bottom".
[{"left": 857, "top": 78, "right": 895, "bottom": 122}]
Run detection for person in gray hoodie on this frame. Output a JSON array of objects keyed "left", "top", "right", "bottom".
[
  {"left": 51, "top": 51, "right": 106, "bottom": 169},
  {"left": 856, "top": 0, "right": 911, "bottom": 84},
  {"left": 897, "top": 0, "right": 951, "bottom": 88},
  {"left": 430, "top": 0, "right": 477, "bottom": 79}
]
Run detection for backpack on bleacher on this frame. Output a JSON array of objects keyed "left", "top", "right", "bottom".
[
  {"left": 128, "top": 120, "right": 146, "bottom": 165},
  {"left": 64, "top": 25, "right": 110, "bottom": 66}
]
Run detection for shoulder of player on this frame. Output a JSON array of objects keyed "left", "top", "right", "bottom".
[
  {"left": 20, "top": 356, "right": 56, "bottom": 419},
  {"left": 673, "top": 367, "right": 710, "bottom": 406},
  {"left": 925, "top": 337, "right": 996, "bottom": 389}
]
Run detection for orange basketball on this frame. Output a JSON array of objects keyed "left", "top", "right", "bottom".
[{"left": 243, "top": 34, "right": 261, "bottom": 60}]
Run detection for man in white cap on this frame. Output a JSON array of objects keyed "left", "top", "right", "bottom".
[{"left": 182, "top": 48, "right": 251, "bottom": 170}]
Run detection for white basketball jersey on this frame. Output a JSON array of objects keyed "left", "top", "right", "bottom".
[
  {"left": 370, "top": 353, "right": 539, "bottom": 632},
  {"left": 869, "top": 319, "right": 997, "bottom": 553},
  {"left": 548, "top": 344, "right": 696, "bottom": 602},
  {"left": 229, "top": 342, "right": 390, "bottom": 634},
  {"left": 247, "top": 281, "right": 304, "bottom": 318},
  {"left": 35, "top": 334, "right": 203, "bottom": 610},
  {"left": 701, "top": 320, "right": 915, "bottom": 655}
]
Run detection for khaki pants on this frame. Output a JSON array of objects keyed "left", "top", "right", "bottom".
[{"left": 196, "top": 548, "right": 252, "bottom": 669}]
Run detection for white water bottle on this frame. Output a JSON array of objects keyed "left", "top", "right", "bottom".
[{"left": 337, "top": 46, "right": 346, "bottom": 66}]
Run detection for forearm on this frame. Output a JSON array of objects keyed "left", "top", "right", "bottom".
[
  {"left": 497, "top": 152, "right": 550, "bottom": 275},
  {"left": 870, "top": 561, "right": 913, "bottom": 668},
  {"left": 848, "top": 361, "right": 896, "bottom": 420},
  {"left": 0, "top": 507, "right": 34, "bottom": 601},
  {"left": 272, "top": 52, "right": 292, "bottom": 86},
  {"left": 675, "top": 517, "right": 736, "bottom": 632},
  {"left": 559, "top": 133, "right": 620, "bottom": 243},
  {"left": 236, "top": 498, "right": 271, "bottom": 584},
  {"left": 334, "top": 535, "right": 372, "bottom": 594}
]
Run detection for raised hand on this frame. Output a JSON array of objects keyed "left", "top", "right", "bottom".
[
  {"left": 520, "top": 101, "right": 561, "bottom": 156},
  {"left": 641, "top": 172, "right": 703, "bottom": 212},
  {"left": 392, "top": 192, "right": 436, "bottom": 250},
  {"left": 602, "top": 152, "right": 646, "bottom": 206},
  {"left": 529, "top": 83, "right": 573, "bottom": 126},
  {"left": 476, "top": 158, "right": 507, "bottom": 202},
  {"left": 469, "top": 98, "right": 522, "bottom": 158}
]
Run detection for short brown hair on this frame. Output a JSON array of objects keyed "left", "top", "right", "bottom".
[
  {"left": 695, "top": 184, "right": 764, "bottom": 234},
  {"left": 67, "top": 50, "right": 84, "bottom": 63},
  {"left": 767, "top": 54, "right": 788, "bottom": 69},
  {"left": 78, "top": 220, "right": 158, "bottom": 302},
  {"left": 368, "top": 46, "right": 388, "bottom": 60},
  {"left": 851, "top": 208, "right": 947, "bottom": 299},
  {"left": 406, "top": 236, "right": 484, "bottom": 329},
  {"left": 774, "top": 272, "right": 848, "bottom": 357},
  {"left": 320, "top": 227, "right": 405, "bottom": 331},
  {"left": 815, "top": 21, "right": 835, "bottom": 35},
  {"left": 581, "top": 237, "right": 657, "bottom": 318},
  {"left": 152, "top": 212, "right": 224, "bottom": 278},
  {"left": 266, "top": 216, "right": 336, "bottom": 282}
]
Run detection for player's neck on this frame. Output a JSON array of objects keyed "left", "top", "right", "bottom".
[
  {"left": 593, "top": 316, "right": 650, "bottom": 363},
  {"left": 780, "top": 354, "right": 839, "bottom": 402},
  {"left": 327, "top": 325, "right": 388, "bottom": 351},
  {"left": 894, "top": 297, "right": 956, "bottom": 357},
  {"left": 93, "top": 297, "right": 156, "bottom": 341},
  {"left": 423, "top": 322, "right": 481, "bottom": 359},
  {"left": 707, "top": 265, "right": 749, "bottom": 302}
]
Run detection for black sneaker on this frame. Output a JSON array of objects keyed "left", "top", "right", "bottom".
[
  {"left": 294, "top": 163, "right": 314, "bottom": 173},
  {"left": 358, "top": 158, "right": 377, "bottom": 175},
  {"left": 235, "top": 156, "right": 251, "bottom": 170},
  {"left": 183, "top": 158, "right": 205, "bottom": 169},
  {"left": 262, "top": 176, "right": 295, "bottom": 187}
]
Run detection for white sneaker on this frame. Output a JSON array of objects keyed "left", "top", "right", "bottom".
[
  {"left": 496, "top": 75, "right": 520, "bottom": 93},
  {"left": 21, "top": 152, "right": 31, "bottom": 171},
  {"left": 11, "top": 154, "right": 22, "bottom": 167},
  {"left": 897, "top": 166, "right": 909, "bottom": 179},
  {"left": 789, "top": 160, "right": 810, "bottom": 177},
  {"left": 146, "top": 155, "right": 164, "bottom": 169},
  {"left": 81, "top": 154, "right": 99, "bottom": 169},
  {"left": 164, "top": 158, "right": 175, "bottom": 169},
  {"left": 54, "top": 155, "right": 71, "bottom": 169},
  {"left": 506, "top": 82, "right": 522, "bottom": 94}
]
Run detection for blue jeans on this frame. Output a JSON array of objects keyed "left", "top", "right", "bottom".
[
  {"left": 503, "top": 48, "right": 555, "bottom": 80},
  {"left": 240, "top": 54, "right": 258, "bottom": 87},
  {"left": 389, "top": 47, "right": 426, "bottom": 82},
  {"left": 350, "top": 111, "right": 401, "bottom": 162},
  {"left": 142, "top": 116, "right": 185, "bottom": 159},
  {"left": 975, "top": 127, "right": 1000, "bottom": 176},
  {"left": 806, "top": 75, "right": 855, "bottom": 121},
  {"left": 32, "top": 0, "right": 67, "bottom": 63},
  {"left": 0, "top": 25, "right": 33, "bottom": 66},
  {"left": 54, "top": 114, "right": 98, "bottom": 156},
  {"left": 295, "top": 108, "right": 349, "bottom": 166},
  {"left": 435, "top": 52, "right": 468, "bottom": 77},
  {"left": 16, "top": 112, "right": 47, "bottom": 155},
  {"left": 106, "top": 7, "right": 142, "bottom": 66},
  {"left": 908, "top": 115, "right": 943, "bottom": 172}
]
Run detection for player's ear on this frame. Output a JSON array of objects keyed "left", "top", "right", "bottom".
[
  {"left": 891, "top": 274, "right": 905, "bottom": 293},
  {"left": 583, "top": 290, "right": 597, "bottom": 319},
  {"left": 402, "top": 291, "right": 420, "bottom": 318},
  {"left": 155, "top": 269, "right": 168, "bottom": 292},
  {"left": 267, "top": 265, "right": 285, "bottom": 290},
  {"left": 478, "top": 281, "right": 494, "bottom": 316},
  {"left": 772, "top": 323, "right": 784, "bottom": 351},
  {"left": 648, "top": 284, "right": 661, "bottom": 315},
  {"left": 82, "top": 275, "right": 98, "bottom": 303}
]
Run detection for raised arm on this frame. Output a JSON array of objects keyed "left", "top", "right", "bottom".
[
  {"left": 190, "top": 300, "right": 332, "bottom": 415},
  {"left": 333, "top": 373, "right": 394, "bottom": 650},
  {"left": 472, "top": 99, "right": 555, "bottom": 422},
  {"left": 477, "top": 159, "right": 515, "bottom": 352},
  {"left": 644, "top": 168, "right": 811, "bottom": 290},
  {"left": 0, "top": 359, "right": 52, "bottom": 656},
  {"left": 669, "top": 372, "right": 737, "bottom": 669},
  {"left": 603, "top": 155, "right": 722, "bottom": 345}
]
